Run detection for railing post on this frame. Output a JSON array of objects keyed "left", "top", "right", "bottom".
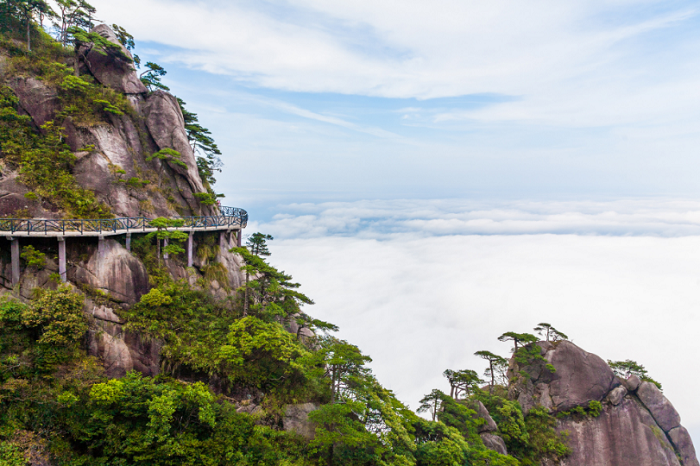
[
  {"left": 57, "top": 237, "right": 66, "bottom": 282},
  {"left": 10, "top": 237, "right": 19, "bottom": 285}
]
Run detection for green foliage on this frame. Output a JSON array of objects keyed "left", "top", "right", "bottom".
[
  {"left": 475, "top": 392, "right": 569, "bottom": 465},
  {"left": 0, "top": 86, "right": 112, "bottom": 218},
  {"left": 557, "top": 400, "right": 602, "bottom": 419},
  {"left": 20, "top": 245, "right": 44, "bottom": 269},
  {"left": 443, "top": 368, "right": 483, "bottom": 399},
  {"left": 0, "top": 440, "right": 26, "bottom": 465},
  {"left": 0, "top": 286, "right": 87, "bottom": 379},
  {"left": 608, "top": 359, "right": 662, "bottom": 390},
  {"left": 232, "top": 244, "right": 314, "bottom": 321},
  {"left": 533, "top": 323, "right": 568, "bottom": 342},
  {"left": 178, "top": 97, "right": 223, "bottom": 193},
  {"left": 194, "top": 191, "right": 218, "bottom": 205},
  {"left": 219, "top": 316, "right": 309, "bottom": 390},
  {"left": 140, "top": 61, "right": 169, "bottom": 91}
]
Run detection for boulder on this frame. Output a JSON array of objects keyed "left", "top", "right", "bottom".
[
  {"left": 556, "top": 396, "right": 681, "bottom": 466},
  {"left": 510, "top": 341, "right": 618, "bottom": 414},
  {"left": 607, "top": 386, "right": 627, "bottom": 406},
  {"left": 283, "top": 403, "right": 320, "bottom": 440},
  {"left": 10, "top": 76, "right": 60, "bottom": 127},
  {"left": 480, "top": 433, "right": 508, "bottom": 455},
  {"left": 71, "top": 239, "right": 149, "bottom": 304},
  {"left": 82, "top": 24, "right": 147, "bottom": 94},
  {"left": 547, "top": 341, "right": 617, "bottom": 412},
  {"left": 637, "top": 382, "right": 681, "bottom": 433},
  {"left": 620, "top": 374, "right": 642, "bottom": 392},
  {"left": 668, "top": 426, "right": 700, "bottom": 466}
]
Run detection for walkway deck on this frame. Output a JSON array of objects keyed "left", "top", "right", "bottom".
[
  {"left": 0, "top": 206, "right": 248, "bottom": 237},
  {"left": 1, "top": 206, "right": 248, "bottom": 285}
]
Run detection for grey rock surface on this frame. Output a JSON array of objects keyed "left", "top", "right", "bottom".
[
  {"left": 480, "top": 433, "right": 508, "bottom": 455},
  {"left": 637, "top": 382, "right": 681, "bottom": 433},
  {"left": 607, "top": 385, "right": 627, "bottom": 406},
  {"left": 10, "top": 76, "right": 60, "bottom": 127},
  {"left": 283, "top": 403, "right": 320, "bottom": 440},
  {"left": 510, "top": 341, "right": 617, "bottom": 414},
  {"left": 72, "top": 239, "right": 149, "bottom": 304},
  {"left": 557, "top": 397, "right": 681, "bottom": 466},
  {"left": 142, "top": 91, "right": 209, "bottom": 212},
  {"left": 472, "top": 400, "right": 498, "bottom": 433},
  {"left": 83, "top": 24, "right": 147, "bottom": 94},
  {"left": 547, "top": 341, "right": 617, "bottom": 411},
  {"left": 668, "top": 426, "right": 700, "bottom": 466},
  {"left": 620, "top": 374, "right": 642, "bottom": 392}
]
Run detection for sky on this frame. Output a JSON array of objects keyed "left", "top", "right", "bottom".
[{"left": 86, "top": 0, "right": 700, "bottom": 447}]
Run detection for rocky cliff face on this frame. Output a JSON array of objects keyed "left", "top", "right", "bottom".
[
  {"left": 510, "top": 340, "right": 698, "bottom": 466},
  {"left": 0, "top": 25, "right": 246, "bottom": 378},
  {"left": 2, "top": 24, "right": 212, "bottom": 219}
]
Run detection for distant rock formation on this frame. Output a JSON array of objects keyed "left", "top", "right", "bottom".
[{"left": 509, "top": 340, "right": 698, "bottom": 466}]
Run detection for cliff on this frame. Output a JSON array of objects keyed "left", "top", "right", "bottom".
[{"left": 508, "top": 340, "right": 699, "bottom": 466}]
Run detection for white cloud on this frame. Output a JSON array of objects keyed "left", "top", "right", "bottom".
[
  {"left": 90, "top": 0, "right": 700, "bottom": 128},
  {"left": 251, "top": 199, "right": 700, "bottom": 447},
  {"left": 248, "top": 198, "right": 700, "bottom": 238}
]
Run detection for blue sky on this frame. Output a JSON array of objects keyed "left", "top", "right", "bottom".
[
  {"left": 87, "top": 0, "right": 700, "bottom": 220},
  {"left": 86, "top": 0, "right": 700, "bottom": 445}
]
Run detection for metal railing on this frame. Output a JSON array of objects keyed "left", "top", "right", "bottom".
[{"left": 0, "top": 207, "right": 248, "bottom": 235}]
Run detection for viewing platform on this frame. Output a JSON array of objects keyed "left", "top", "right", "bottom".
[{"left": 2, "top": 206, "right": 248, "bottom": 285}]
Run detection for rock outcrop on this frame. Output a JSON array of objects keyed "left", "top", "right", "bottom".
[
  {"left": 510, "top": 340, "right": 699, "bottom": 466},
  {"left": 80, "top": 24, "right": 147, "bottom": 95},
  {"left": 283, "top": 403, "right": 320, "bottom": 440}
]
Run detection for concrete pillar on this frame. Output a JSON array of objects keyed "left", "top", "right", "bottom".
[
  {"left": 125, "top": 233, "right": 131, "bottom": 252},
  {"left": 219, "top": 230, "right": 226, "bottom": 251},
  {"left": 236, "top": 230, "right": 242, "bottom": 247},
  {"left": 10, "top": 237, "right": 19, "bottom": 286},
  {"left": 97, "top": 236, "right": 105, "bottom": 259},
  {"left": 187, "top": 232, "right": 194, "bottom": 268},
  {"left": 163, "top": 238, "right": 169, "bottom": 260},
  {"left": 57, "top": 237, "right": 66, "bottom": 282}
]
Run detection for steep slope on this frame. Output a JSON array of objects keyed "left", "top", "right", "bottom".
[{"left": 509, "top": 340, "right": 699, "bottom": 466}]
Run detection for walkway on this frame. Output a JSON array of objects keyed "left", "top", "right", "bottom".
[{"left": 2, "top": 206, "right": 248, "bottom": 285}]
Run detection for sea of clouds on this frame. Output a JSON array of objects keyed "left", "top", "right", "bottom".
[{"left": 248, "top": 199, "right": 700, "bottom": 445}]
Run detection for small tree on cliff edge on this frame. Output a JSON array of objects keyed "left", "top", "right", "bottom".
[
  {"left": 475, "top": 350, "right": 507, "bottom": 392},
  {"left": 418, "top": 389, "right": 446, "bottom": 422},
  {"left": 534, "top": 323, "right": 568, "bottom": 342},
  {"left": 498, "top": 331, "right": 538, "bottom": 353},
  {"left": 240, "top": 233, "right": 272, "bottom": 316}
]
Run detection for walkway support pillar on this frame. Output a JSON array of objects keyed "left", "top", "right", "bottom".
[
  {"left": 97, "top": 236, "right": 105, "bottom": 259},
  {"left": 163, "top": 238, "right": 169, "bottom": 260},
  {"left": 219, "top": 231, "right": 226, "bottom": 252},
  {"left": 187, "top": 232, "right": 194, "bottom": 268},
  {"left": 57, "top": 237, "right": 66, "bottom": 282},
  {"left": 10, "top": 237, "right": 19, "bottom": 286},
  {"left": 125, "top": 233, "right": 131, "bottom": 252},
  {"left": 236, "top": 229, "right": 242, "bottom": 247}
]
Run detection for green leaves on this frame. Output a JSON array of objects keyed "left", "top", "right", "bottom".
[
  {"left": 607, "top": 359, "right": 662, "bottom": 390},
  {"left": 146, "top": 148, "right": 187, "bottom": 168},
  {"left": 219, "top": 316, "right": 308, "bottom": 389}
]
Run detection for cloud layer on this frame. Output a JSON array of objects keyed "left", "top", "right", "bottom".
[
  {"left": 250, "top": 198, "right": 700, "bottom": 238},
  {"left": 253, "top": 199, "right": 700, "bottom": 444}
]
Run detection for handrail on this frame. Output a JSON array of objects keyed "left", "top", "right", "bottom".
[{"left": 0, "top": 206, "right": 248, "bottom": 235}]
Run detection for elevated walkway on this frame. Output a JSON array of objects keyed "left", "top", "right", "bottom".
[{"left": 2, "top": 206, "right": 248, "bottom": 285}]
